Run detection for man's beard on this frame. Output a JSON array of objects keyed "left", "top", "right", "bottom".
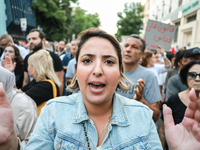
[
  {"left": 59, "top": 48, "right": 64, "bottom": 52},
  {"left": 32, "top": 41, "right": 43, "bottom": 52}
]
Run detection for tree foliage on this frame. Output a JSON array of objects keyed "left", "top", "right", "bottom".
[
  {"left": 32, "top": 0, "right": 101, "bottom": 41},
  {"left": 67, "top": 7, "right": 101, "bottom": 39},
  {"left": 32, "top": 0, "right": 76, "bottom": 41},
  {"left": 115, "top": 2, "right": 144, "bottom": 41}
]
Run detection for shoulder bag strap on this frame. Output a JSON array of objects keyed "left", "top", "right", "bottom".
[{"left": 44, "top": 79, "right": 57, "bottom": 98}]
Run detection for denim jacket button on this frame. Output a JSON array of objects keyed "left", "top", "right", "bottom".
[{"left": 56, "top": 140, "right": 62, "bottom": 149}]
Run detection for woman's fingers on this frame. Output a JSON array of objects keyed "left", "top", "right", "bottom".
[
  {"left": 163, "top": 105, "right": 175, "bottom": 130},
  {"left": 185, "top": 89, "right": 198, "bottom": 119},
  {"left": 194, "top": 97, "right": 200, "bottom": 122},
  {"left": 0, "top": 83, "right": 10, "bottom": 108}
]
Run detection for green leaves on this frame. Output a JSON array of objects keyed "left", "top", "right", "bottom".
[
  {"left": 66, "top": 7, "right": 101, "bottom": 40},
  {"left": 32, "top": 0, "right": 100, "bottom": 41},
  {"left": 115, "top": 2, "right": 144, "bottom": 41}
]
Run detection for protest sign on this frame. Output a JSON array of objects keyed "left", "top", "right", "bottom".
[{"left": 144, "top": 19, "right": 177, "bottom": 51}]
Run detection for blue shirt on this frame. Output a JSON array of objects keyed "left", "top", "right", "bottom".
[
  {"left": 25, "top": 93, "right": 162, "bottom": 149},
  {"left": 65, "top": 57, "right": 76, "bottom": 78},
  {"left": 62, "top": 52, "right": 72, "bottom": 67}
]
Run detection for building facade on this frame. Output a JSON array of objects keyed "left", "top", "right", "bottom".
[{"left": 2, "top": 0, "right": 36, "bottom": 40}]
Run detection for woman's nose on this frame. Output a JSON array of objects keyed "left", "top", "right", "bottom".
[{"left": 92, "top": 61, "right": 103, "bottom": 76}]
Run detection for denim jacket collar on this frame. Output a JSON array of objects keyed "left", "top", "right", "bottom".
[{"left": 72, "top": 93, "right": 130, "bottom": 127}]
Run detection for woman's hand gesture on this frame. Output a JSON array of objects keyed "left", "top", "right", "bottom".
[
  {"left": 0, "top": 83, "right": 18, "bottom": 150},
  {"left": 133, "top": 79, "right": 145, "bottom": 101},
  {"left": 1, "top": 56, "right": 16, "bottom": 72},
  {"left": 163, "top": 88, "right": 200, "bottom": 150}
]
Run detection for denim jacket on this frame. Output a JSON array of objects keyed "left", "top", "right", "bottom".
[{"left": 25, "top": 93, "right": 162, "bottom": 150}]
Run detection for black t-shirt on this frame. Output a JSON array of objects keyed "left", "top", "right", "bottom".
[
  {"left": 21, "top": 79, "right": 60, "bottom": 105},
  {"left": 24, "top": 50, "right": 63, "bottom": 72},
  {"left": 161, "top": 94, "right": 187, "bottom": 125},
  {"left": 15, "top": 64, "right": 24, "bottom": 89}
]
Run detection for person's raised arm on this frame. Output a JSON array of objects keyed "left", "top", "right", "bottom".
[
  {"left": 22, "top": 72, "right": 29, "bottom": 87},
  {"left": 163, "top": 88, "right": 200, "bottom": 150},
  {"left": 134, "top": 79, "right": 160, "bottom": 122},
  {"left": 157, "top": 46, "right": 170, "bottom": 67},
  {"left": 0, "top": 83, "right": 19, "bottom": 150}
]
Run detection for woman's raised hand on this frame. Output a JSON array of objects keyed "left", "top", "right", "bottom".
[
  {"left": 0, "top": 83, "right": 18, "bottom": 150},
  {"left": 1, "top": 56, "right": 16, "bottom": 72},
  {"left": 163, "top": 88, "right": 200, "bottom": 150}
]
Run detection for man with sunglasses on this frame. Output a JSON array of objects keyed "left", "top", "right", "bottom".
[
  {"left": 0, "top": 34, "right": 28, "bottom": 63},
  {"left": 165, "top": 47, "right": 200, "bottom": 101}
]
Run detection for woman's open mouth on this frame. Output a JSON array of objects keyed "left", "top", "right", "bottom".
[
  {"left": 88, "top": 82, "right": 106, "bottom": 94},
  {"left": 89, "top": 83, "right": 105, "bottom": 90}
]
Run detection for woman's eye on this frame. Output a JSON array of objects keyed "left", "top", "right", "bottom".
[
  {"left": 105, "top": 60, "right": 114, "bottom": 64},
  {"left": 83, "top": 59, "right": 91, "bottom": 64}
]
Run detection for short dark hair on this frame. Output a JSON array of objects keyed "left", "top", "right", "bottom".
[
  {"left": 129, "top": 34, "right": 146, "bottom": 52},
  {"left": 29, "top": 29, "right": 46, "bottom": 40},
  {"left": 184, "top": 47, "right": 200, "bottom": 58},
  {"left": 174, "top": 50, "right": 186, "bottom": 68},
  {"left": 180, "top": 60, "right": 200, "bottom": 87}
]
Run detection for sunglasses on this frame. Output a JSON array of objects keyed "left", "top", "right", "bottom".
[
  {"left": 187, "top": 72, "right": 200, "bottom": 80},
  {"left": 0, "top": 43, "right": 8, "bottom": 47}
]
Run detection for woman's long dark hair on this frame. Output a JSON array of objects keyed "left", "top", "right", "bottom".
[{"left": 5, "top": 45, "right": 24, "bottom": 65}]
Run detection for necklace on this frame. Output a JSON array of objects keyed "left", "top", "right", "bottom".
[
  {"left": 98, "top": 113, "right": 112, "bottom": 140},
  {"left": 82, "top": 121, "right": 91, "bottom": 150},
  {"left": 82, "top": 113, "right": 112, "bottom": 149}
]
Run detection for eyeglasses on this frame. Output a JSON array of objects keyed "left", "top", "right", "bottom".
[
  {"left": 0, "top": 43, "right": 9, "bottom": 47},
  {"left": 187, "top": 72, "right": 200, "bottom": 80}
]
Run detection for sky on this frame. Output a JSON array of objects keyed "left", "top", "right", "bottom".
[{"left": 72, "top": 0, "right": 145, "bottom": 36}]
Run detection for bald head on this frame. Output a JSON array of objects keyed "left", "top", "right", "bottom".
[
  {"left": 0, "top": 34, "right": 13, "bottom": 43},
  {"left": 0, "top": 34, "right": 14, "bottom": 48}
]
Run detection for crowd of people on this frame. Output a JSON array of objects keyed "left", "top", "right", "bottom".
[{"left": 0, "top": 28, "right": 200, "bottom": 150}]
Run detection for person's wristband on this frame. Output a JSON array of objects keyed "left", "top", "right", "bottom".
[{"left": 162, "top": 52, "right": 166, "bottom": 59}]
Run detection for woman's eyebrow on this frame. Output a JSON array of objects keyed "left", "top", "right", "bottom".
[
  {"left": 80, "top": 54, "right": 94, "bottom": 58},
  {"left": 81, "top": 54, "right": 117, "bottom": 59},
  {"left": 102, "top": 55, "right": 117, "bottom": 60}
]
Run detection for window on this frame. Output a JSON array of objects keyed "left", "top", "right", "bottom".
[
  {"left": 174, "top": 22, "right": 180, "bottom": 42},
  {"left": 187, "top": 14, "right": 196, "bottom": 23},
  {"left": 179, "top": 0, "right": 182, "bottom": 6},
  {"left": 169, "top": 7, "right": 171, "bottom": 13}
]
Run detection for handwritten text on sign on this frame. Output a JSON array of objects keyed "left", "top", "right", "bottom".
[{"left": 144, "top": 19, "right": 177, "bottom": 51}]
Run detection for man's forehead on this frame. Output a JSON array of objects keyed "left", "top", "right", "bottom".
[
  {"left": 127, "top": 37, "right": 140, "bottom": 42},
  {"left": 28, "top": 31, "right": 39, "bottom": 38},
  {"left": 125, "top": 37, "right": 142, "bottom": 46},
  {"left": 59, "top": 41, "right": 65, "bottom": 45},
  {"left": 0, "top": 39, "right": 8, "bottom": 44},
  {"left": 71, "top": 40, "right": 77, "bottom": 44}
]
